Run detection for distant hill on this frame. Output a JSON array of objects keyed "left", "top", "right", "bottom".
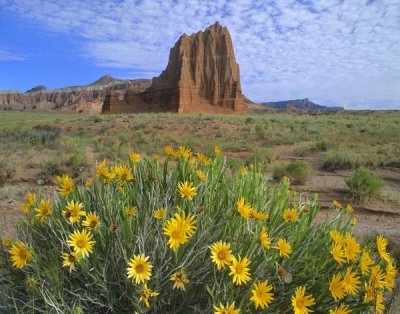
[{"left": 261, "top": 98, "right": 344, "bottom": 111}]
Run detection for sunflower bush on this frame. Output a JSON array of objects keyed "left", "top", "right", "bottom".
[{"left": 0, "top": 146, "right": 397, "bottom": 313}]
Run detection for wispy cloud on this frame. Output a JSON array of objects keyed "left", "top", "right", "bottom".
[
  {"left": 0, "top": 47, "right": 25, "bottom": 61},
  {"left": 1, "top": 0, "right": 400, "bottom": 109}
]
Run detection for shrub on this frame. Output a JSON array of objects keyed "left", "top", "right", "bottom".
[
  {"left": 286, "top": 161, "right": 313, "bottom": 185},
  {"left": 0, "top": 158, "right": 16, "bottom": 185},
  {"left": 346, "top": 167, "right": 384, "bottom": 202},
  {"left": 0, "top": 147, "right": 397, "bottom": 312},
  {"left": 15, "top": 125, "right": 61, "bottom": 148},
  {"left": 323, "top": 150, "right": 355, "bottom": 171},
  {"left": 272, "top": 164, "right": 286, "bottom": 181},
  {"left": 39, "top": 151, "right": 88, "bottom": 181}
]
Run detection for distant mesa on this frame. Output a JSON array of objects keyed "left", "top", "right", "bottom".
[
  {"left": 260, "top": 98, "right": 344, "bottom": 111},
  {"left": 88, "top": 75, "right": 118, "bottom": 86},
  {"left": 25, "top": 85, "right": 47, "bottom": 93}
]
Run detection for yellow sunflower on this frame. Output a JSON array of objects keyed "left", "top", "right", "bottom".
[
  {"left": 139, "top": 283, "right": 159, "bottom": 308},
  {"left": 283, "top": 208, "right": 299, "bottom": 222},
  {"left": 164, "top": 145, "right": 178, "bottom": 158},
  {"left": 260, "top": 227, "right": 271, "bottom": 249},
  {"left": 114, "top": 165, "right": 134, "bottom": 182},
  {"left": 375, "top": 292, "right": 385, "bottom": 314},
  {"left": 128, "top": 152, "right": 141, "bottom": 163},
  {"left": 96, "top": 160, "right": 115, "bottom": 182},
  {"left": 84, "top": 178, "right": 92, "bottom": 188},
  {"left": 163, "top": 212, "right": 196, "bottom": 251},
  {"left": 34, "top": 199, "right": 53, "bottom": 222},
  {"left": 82, "top": 212, "right": 101, "bottom": 230},
  {"left": 384, "top": 260, "right": 397, "bottom": 292},
  {"left": 62, "top": 251, "right": 80, "bottom": 271},
  {"left": 66, "top": 229, "right": 95, "bottom": 258},
  {"left": 360, "top": 250, "right": 374, "bottom": 275},
  {"left": 329, "top": 273, "right": 346, "bottom": 301},
  {"left": 330, "top": 230, "right": 345, "bottom": 245},
  {"left": 62, "top": 200, "right": 86, "bottom": 224},
  {"left": 333, "top": 200, "right": 342, "bottom": 209},
  {"left": 236, "top": 197, "right": 253, "bottom": 219},
  {"left": 177, "top": 181, "right": 197, "bottom": 200},
  {"left": 251, "top": 210, "right": 269, "bottom": 220},
  {"left": 250, "top": 280, "right": 274, "bottom": 309},
  {"left": 291, "top": 286, "right": 315, "bottom": 314},
  {"left": 376, "top": 235, "right": 390, "bottom": 262},
  {"left": 56, "top": 174, "right": 73, "bottom": 197},
  {"left": 346, "top": 204, "right": 354, "bottom": 213},
  {"left": 124, "top": 206, "right": 137, "bottom": 217},
  {"left": 331, "top": 242, "right": 346, "bottom": 266},
  {"left": 213, "top": 302, "right": 239, "bottom": 314},
  {"left": 210, "top": 241, "right": 233, "bottom": 270},
  {"left": 127, "top": 254, "right": 153, "bottom": 284},
  {"left": 153, "top": 207, "right": 166, "bottom": 219},
  {"left": 177, "top": 146, "right": 192, "bottom": 159},
  {"left": 364, "top": 282, "right": 375, "bottom": 303},
  {"left": 329, "top": 303, "right": 351, "bottom": 314},
  {"left": 196, "top": 169, "right": 207, "bottom": 182},
  {"left": 343, "top": 234, "right": 360, "bottom": 262},
  {"left": 197, "top": 152, "right": 211, "bottom": 165},
  {"left": 274, "top": 238, "right": 292, "bottom": 258},
  {"left": 342, "top": 267, "right": 360, "bottom": 295},
  {"left": 1, "top": 236, "right": 13, "bottom": 248},
  {"left": 369, "top": 265, "right": 386, "bottom": 290},
  {"left": 22, "top": 191, "right": 36, "bottom": 214},
  {"left": 229, "top": 255, "right": 251, "bottom": 285},
  {"left": 170, "top": 268, "right": 189, "bottom": 290},
  {"left": 9, "top": 241, "right": 31, "bottom": 269}
]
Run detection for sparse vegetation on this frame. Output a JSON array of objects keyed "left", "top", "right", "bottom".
[
  {"left": 286, "top": 160, "right": 313, "bottom": 185},
  {"left": 323, "top": 150, "right": 356, "bottom": 171},
  {"left": 346, "top": 168, "right": 385, "bottom": 202},
  {"left": 0, "top": 158, "right": 16, "bottom": 185},
  {"left": 272, "top": 161, "right": 312, "bottom": 185}
]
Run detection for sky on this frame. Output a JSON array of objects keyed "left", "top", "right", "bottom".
[{"left": 0, "top": 0, "right": 399, "bottom": 109}]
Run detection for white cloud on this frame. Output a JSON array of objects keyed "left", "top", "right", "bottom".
[
  {"left": 0, "top": 47, "right": 25, "bottom": 61},
  {"left": 2, "top": 0, "right": 400, "bottom": 109}
]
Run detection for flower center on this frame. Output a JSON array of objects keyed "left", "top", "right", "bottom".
[
  {"left": 217, "top": 250, "right": 227, "bottom": 260},
  {"left": 19, "top": 250, "right": 28, "bottom": 259},
  {"left": 296, "top": 299, "right": 304, "bottom": 308},
  {"left": 235, "top": 264, "right": 243, "bottom": 274},
  {"left": 68, "top": 255, "right": 76, "bottom": 263},
  {"left": 136, "top": 263, "right": 145, "bottom": 273},
  {"left": 77, "top": 239, "right": 86, "bottom": 248},
  {"left": 90, "top": 220, "right": 97, "bottom": 228},
  {"left": 171, "top": 230, "right": 182, "bottom": 240}
]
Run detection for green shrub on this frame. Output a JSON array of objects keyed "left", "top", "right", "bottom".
[
  {"left": 1, "top": 148, "right": 396, "bottom": 312},
  {"left": 272, "top": 164, "right": 286, "bottom": 181},
  {"left": 286, "top": 161, "right": 313, "bottom": 185},
  {"left": 39, "top": 151, "right": 88, "bottom": 181},
  {"left": 346, "top": 168, "right": 384, "bottom": 202},
  {"left": 0, "top": 158, "right": 16, "bottom": 184},
  {"left": 323, "top": 150, "right": 356, "bottom": 171}
]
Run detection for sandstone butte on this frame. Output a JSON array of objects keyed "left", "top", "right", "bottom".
[{"left": 0, "top": 22, "right": 246, "bottom": 114}]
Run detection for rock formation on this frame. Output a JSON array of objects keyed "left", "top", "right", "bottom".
[{"left": 103, "top": 22, "right": 245, "bottom": 114}]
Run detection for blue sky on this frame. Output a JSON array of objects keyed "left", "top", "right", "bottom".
[{"left": 0, "top": 0, "right": 399, "bottom": 109}]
